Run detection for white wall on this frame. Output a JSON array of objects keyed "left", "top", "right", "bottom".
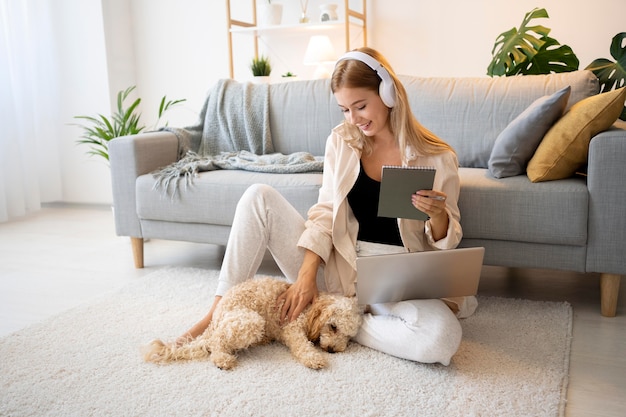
[
  {"left": 371, "top": 0, "right": 626, "bottom": 78},
  {"left": 61, "top": 0, "right": 626, "bottom": 204},
  {"left": 55, "top": 0, "right": 111, "bottom": 204}
]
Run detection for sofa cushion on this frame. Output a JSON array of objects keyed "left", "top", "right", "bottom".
[
  {"left": 458, "top": 168, "right": 588, "bottom": 246},
  {"left": 136, "top": 170, "right": 322, "bottom": 225},
  {"left": 488, "top": 86, "right": 571, "bottom": 179},
  {"left": 527, "top": 87, "right": 626, "bottom": 182},
  {"left": 399, "top": 71, "right": 599, "bottom": 169}
]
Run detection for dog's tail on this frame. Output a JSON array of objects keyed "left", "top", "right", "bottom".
[{"left": 141, "top": 338, "right": 211, "bottom": 363}]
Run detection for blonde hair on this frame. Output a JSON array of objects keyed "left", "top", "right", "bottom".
[{"left": 331, "top": 47, "right": 454, "bottom": 160}]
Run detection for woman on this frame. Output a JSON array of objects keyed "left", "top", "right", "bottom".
[{"left": 178, "top": 47, "right": 475, "bottom": 365}]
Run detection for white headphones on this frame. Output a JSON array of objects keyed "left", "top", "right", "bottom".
[{"left": 336, "top": 51, "right": 397, "bottom": 108}]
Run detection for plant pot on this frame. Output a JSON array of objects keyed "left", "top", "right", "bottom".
[
  {"left": 252, "top": 76, "right": 271, "bottom": 84},
  {"left": 258, "top": 3, "right": 283, "bottom": 27}
]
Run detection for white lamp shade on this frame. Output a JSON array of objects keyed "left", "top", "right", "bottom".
[{"left": 303, "top": 35, "right": 337, "bottom": 65}]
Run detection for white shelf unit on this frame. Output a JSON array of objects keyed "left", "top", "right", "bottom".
[{"left": 226, "top": 0, "right": 367, "bottom": 79}]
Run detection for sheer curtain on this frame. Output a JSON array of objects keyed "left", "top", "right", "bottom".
[{"left": 0, "top": 0, "right": 63, "bottom": 222}]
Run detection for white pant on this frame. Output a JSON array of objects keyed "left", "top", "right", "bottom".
[
  {"left": 355, "top": 300, "right": 462, "bottom": 365},
  {"left": 217, "top": 184, "right": 464, "bottom": 365},
  {"left": 216, "top": 183, "right": 322, "bottom": 296}
]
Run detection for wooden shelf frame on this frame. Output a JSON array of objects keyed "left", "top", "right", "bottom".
[{"left": 226, "top": 0, "right": 367, "bottom": 78}]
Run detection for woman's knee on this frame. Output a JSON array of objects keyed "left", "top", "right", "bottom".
[
  {"left": 239, "top": 183, "right": 278, "bottom": 206},
  {"left": 236, "top": 184, "right": 282, "bottom": 218}
]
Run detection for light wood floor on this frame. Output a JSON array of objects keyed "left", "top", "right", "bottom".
[{"left": 1, "top": 204, "right": 624, "bottom": 417}]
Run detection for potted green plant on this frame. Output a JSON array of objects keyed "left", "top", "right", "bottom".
[
  {"left": 73, "top": 86, "right": 185, "bottom": 163},
  {"left": 250, "top": 55, "right": 272, "bottom": 83},
  {"left": 281, "top": 71, "right": 298, "bottom": 82},
  {"left": 486, "top": 7, "right": 579, "bottom": 77},
  {"left": 585, "top": 32, "right": 626, "bottom": 120},
  {"left": 487, "top": 8, "right": 625, "bottom": 120}
]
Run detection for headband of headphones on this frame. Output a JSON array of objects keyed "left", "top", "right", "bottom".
[{"left": 336, "top": 51, "right": 396, "bottom": 108}]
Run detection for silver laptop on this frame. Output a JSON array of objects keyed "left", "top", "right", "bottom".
[{"left": 355, "top": 247, "right": 485, "bottom": 304}]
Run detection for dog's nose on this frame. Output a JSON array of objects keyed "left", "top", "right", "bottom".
[{"left": 326, "top": 347, "right": 336, "bottom": 354}]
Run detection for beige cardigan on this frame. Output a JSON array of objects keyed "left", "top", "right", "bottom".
[{"left": 297, "top": 124, "right": 463, "bottom": 296}]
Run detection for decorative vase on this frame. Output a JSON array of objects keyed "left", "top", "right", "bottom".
[
  {"left": 299, "top": 0, "right": 310, "bottom": 23},
  {"left": 258, "top": 3, "right": 283, "bottom": 27},
  {"left": 319, "top": 4, "right": 338, "bottom": 22}
]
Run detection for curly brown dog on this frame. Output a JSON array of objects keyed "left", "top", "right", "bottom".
[{"left": 142, "top": 277, "right": 362, "bottom": 370}]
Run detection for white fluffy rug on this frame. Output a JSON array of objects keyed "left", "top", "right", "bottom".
[{"left": 0, "top": 267, "right": 572, "bottom": 417}]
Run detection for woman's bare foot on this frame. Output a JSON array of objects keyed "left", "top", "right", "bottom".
[
  {"left": 174, "top": 334, "right": 194, "bottom": 347},
  {"left": 175, "top": 296, "right": 222, "bottom": 346}
]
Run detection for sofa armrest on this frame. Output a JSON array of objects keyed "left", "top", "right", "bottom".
[
  {"left": 109, "top": 131, "right": 179, "bottom": 237},
  {"left": 586, "top": 124, "right": 626, "bottom": 275}
]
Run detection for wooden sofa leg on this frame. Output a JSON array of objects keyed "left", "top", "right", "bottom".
[
  {"left": 130, "top": 237, "right": 144, "bottom": 269},
  {"left": 600, "top": 273, "right": 621, "bottom": 317}
]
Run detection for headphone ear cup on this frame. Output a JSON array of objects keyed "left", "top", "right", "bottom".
[{"left": 378, "top": 79, "right": 396, "bottom": 108}]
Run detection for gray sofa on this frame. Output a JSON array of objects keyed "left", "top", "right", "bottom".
[{"left": 109, "top": 70, "right": 626, "bottom": 316}]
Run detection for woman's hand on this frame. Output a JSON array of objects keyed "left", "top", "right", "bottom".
[
  {"left": 412, "top": 190, "right": 447, "bottom": 218},
  {"left": 412, "top": 190, "right": 449, "bottom": 240},
  {"left": 276, "top": 250, "right": 321, "bottom": 324}
]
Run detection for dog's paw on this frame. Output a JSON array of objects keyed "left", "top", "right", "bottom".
[
  {"left": 141, "top": 339, "right": 167, "bottom": 363},
  {"left": 210, "top": 351, "right": 237, "bottom": 370},
  {"left": 302, "top": 352, "right": 328, "bottom": 370}
]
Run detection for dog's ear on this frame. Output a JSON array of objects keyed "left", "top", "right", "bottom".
[{"left": 306, "top": 297, "right": 333, "bottom": 341}]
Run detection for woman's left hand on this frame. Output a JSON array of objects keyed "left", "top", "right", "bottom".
[
  {"left": 412, "top": 190, "right": 447, "bottom": 220},
  {"left": 412, "top": 190, "right": 450, "bottom": 241}
]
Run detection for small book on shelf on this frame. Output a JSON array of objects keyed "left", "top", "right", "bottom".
[{"left": 377, "top": 165, "right": 436, "bottom": 221}]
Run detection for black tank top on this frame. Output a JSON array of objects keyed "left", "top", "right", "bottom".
[{"left": 347, "top": 163, "right": 403, "bottom": 246}]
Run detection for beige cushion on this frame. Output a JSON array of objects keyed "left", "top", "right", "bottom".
[{"left": 527, "top": 87, "right": 626, "bottom": 182}]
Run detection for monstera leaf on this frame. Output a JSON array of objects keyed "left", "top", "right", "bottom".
[
  {"left": 487, "top": 8, "right": 579, "bottom": 77},
  {"left": 512, "top": 36, "right": 579, "bottom": 75},
  {"left": 586, "top": 32, "right": 626, "bottom": 120}
]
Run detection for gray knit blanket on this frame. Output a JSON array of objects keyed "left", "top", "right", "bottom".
[{"left": 152, "top": 78, "right": 323, "bottom": 195}]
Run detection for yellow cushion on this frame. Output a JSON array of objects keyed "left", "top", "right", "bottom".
[{"left": 527, "top": 87, "right": 626, "bottom": 182}]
